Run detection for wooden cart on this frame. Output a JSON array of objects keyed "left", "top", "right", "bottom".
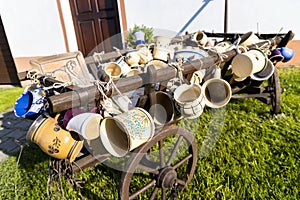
[{"left": 20, "top": 31, "right": 293, "bottom": 199}]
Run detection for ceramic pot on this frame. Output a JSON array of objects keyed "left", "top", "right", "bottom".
[
  {"left": 66, "top": 112, "right": 103, "bottom": 140},
  {"left": 202, "top": 78, "right": 232, "bottom": 108},
  {"left": 100, "top": 107, "right": 155, "bottom": 157},
  {"left": 26, "top": 114, "right": 83, "bottom": 162},
  {"left": 104, "top": 62, "right": 123, "bottom": 80},
  {"left": 231, "top": 49, "right": 267, "bottom": 78},
  {"left": 173, "top": 84, "right": 205, "bottom": 119},
  {"left": 14, "top": 85, "right": 45, "bottom": 118}
]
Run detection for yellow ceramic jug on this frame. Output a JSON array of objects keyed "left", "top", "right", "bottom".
[{"left": 26, "top": 114, "right": 83, "bottom": 162}]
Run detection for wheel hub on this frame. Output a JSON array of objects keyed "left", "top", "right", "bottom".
[{"left": 157, "top": 167, "right": 177, "bottom": 188}]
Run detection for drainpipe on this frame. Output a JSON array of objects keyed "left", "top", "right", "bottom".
[{"left": 224, "top": 0, "right": 228, "bottom": 33}]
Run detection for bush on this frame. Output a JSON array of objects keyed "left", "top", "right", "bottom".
[{"left": 126, "top": 24, "right": 154, "bottom": 48}]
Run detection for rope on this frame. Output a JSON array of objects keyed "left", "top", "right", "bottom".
[
  {"left": 26, "top": 69, "right": 42, "bottom": 84},
  {"left": 93, "top": 51, "right": 105, "bottom": 63},
  {"left": 113, "top": 46, "right": 123, "bottom": 57},
  {"left": 168, "top": 62, "right": 185, "bottom": 84},
  {"left": 94, "top": 80, "right": 112, "bottom": 110},
  {"left": 47, "top": 158, "right": 84, "bottom": 200}
]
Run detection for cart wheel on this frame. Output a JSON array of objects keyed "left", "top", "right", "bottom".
[
  {"left": 119, "top": 126, "right": 198, "bottom": 200},
  {"left": 268, "top": 67, "right": 281, "bottom": 114}
]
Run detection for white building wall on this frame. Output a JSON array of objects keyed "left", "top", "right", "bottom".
[
  {"left": 124, "top": 0, "right": 299, "bottom": 39},
  {"left": 0, "top": 0, "right": 68, "bottom": 57},
  {"left": 0, "top": 0, "right": 298, "bottom": 58}
]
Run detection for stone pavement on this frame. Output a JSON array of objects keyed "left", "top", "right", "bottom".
[{"left": 0, "top": 109, "right": 33, "bottom": 162}]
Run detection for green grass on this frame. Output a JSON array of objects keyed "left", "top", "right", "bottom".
[
  {"left": 0, "top": 87, "right": 24, "bottom": 112},
  {"left": 0, "top": 66, "right": 300, "bottom": 199}
]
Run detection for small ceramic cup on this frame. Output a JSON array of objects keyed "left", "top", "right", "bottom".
[
  {"left": 66, "top": 112, "right": 103, "bottom": 140},
  {"left": 133, "top": 29, "right": 146, "bottom": 46},
  {"left": 103, "top": 62, "right": 123, "bottom": 80},
  {"left": 125, "top": 50, "right": 141, "bottom": 67}
]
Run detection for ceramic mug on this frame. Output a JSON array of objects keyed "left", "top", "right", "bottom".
[
  {"left": 125, "top": 50, "right": 140, "bottom": 67},
  {"left": 278, "top": 47, "right": 294, "bottom": 62},
  {"left": 192, "top": 31, "right": 208, "bottom": 46},
  {"left": 173, "top": 84, "right": 206, "bottom": 119},
  {"left": 66, "top": 112, "right": 103, "bottom": 140},
  {"left": 148, "top": 91, "right": 174, "bottom": 127},
  {"left": 250, "top": 60, "right": 275, "bottom": 81},
  {"left": 124, "top": 68, "right": 143, "bottom": 77},
  {"left": 133, "top": 29, "right": 146, "bottom": 46},
  {"left": 238, "top": 31, "right": 259, "bottom": 46},
  {"left": 152, "top": 35, "right": 173, "bottom": 62},
  {"left": 270, "top": 48, "right": 284, "bottom": 63},
  {"left": 26, "top": 114, "right": 83, "bottom": 162},
  {"left": 103, "top": 62, "right": 123, "bottom": 80},
  {"left": 100, "top": 107, "right": 155, "bottom": 157},
  {"left": 116, "top": 56, "right": 131, "bottom": 75},
  {"left": 231, "top": 48, "right": 267, "bottom": 78},
  {"left": 14, "top": 84, "right": 46, "bottom": 118},
  {"left": 202, "top": 78, "right": 232, "bottom": 108},
  {"left": 136, "top": 44, "right": 153, "bottom": 64},
  {"left": 190, "top": 69, "right": 206, "bottom": 85}
]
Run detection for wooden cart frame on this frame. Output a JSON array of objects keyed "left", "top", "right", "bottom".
[{"left": 19, "top": 31, "right": 294, "bottom": 199}]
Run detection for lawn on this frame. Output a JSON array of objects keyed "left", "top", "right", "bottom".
[
  {"left": 0, "top": 87, "right": 24, "bottom": 112},
  {"left": 0, "top": 66, "right": 299, "bottom": 199}
]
